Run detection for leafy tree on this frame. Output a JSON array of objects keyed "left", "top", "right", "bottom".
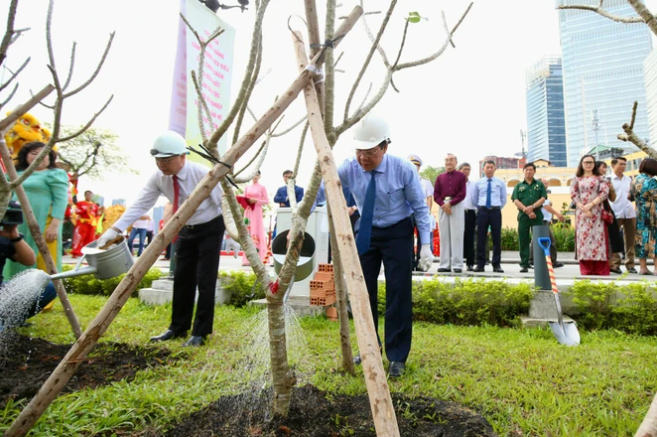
[
  {"left": 420, "top": 165, "right": 445, "bottom": 185},
  {"left": 55, "top": 125, "right": 137, "bottom": 181}
]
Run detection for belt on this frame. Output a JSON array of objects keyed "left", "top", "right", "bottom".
[
  {"left": 183, "top": 215, "right": 222, "bottom": 230},
  {"left": 478, "top": 206, "right": 500, "bottom": 210}
]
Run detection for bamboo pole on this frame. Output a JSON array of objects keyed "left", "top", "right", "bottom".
[
  {"left": 327, "top": 204, "right": 355, "bottom": 375},
  {"left": 293, "top": 31, "right": 400, "bottom": 437},
  {"left": 0, "top": 84, "right": 82, "bottom": 339},
  {"left": 636, "top": 393, "right": 657, "bottom": 437},
  {"left": 4, "top": 7, "right": 364, "bottom": 436}
]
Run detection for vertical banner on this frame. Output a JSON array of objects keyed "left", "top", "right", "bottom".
[{"left": 168, "top": 0, "right": 236, "bottom": 165}]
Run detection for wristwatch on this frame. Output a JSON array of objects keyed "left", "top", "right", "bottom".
[{"left": 10, "top": 233, "right": 23, "bottom": 243}]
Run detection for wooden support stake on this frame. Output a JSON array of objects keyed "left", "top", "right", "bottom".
[
  {"left": 4, "top": 7, "right": 364, "bottom": 436},
  {"left": 327, "top": 204, "right": 355, "bottom": 375},
  {"left": 0, "top": 84, "right": 82, "bottom": 339},
  {"left": 636, "top": 392, "right": 657, "bottom": 437},
  {"left": 293, "top": 31, "right": 401, "bottom": 437}
]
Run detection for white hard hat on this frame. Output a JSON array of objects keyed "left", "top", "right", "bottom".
[
  {"left": 150, "top": 131, "right": 189, "bottom": 158},
  {"left": 352, "top": 114, "right": 391, "bottom": 150}
]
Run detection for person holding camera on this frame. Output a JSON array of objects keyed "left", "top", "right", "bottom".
[{"left": 0, "top": 201, "right": 57, "bottom": 329}]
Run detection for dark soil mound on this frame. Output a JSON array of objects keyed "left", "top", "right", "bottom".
[
  {"left": 0, "top": 335, "right": 183, "bottom": 407},
  {"left": 143, "top": 385, "right": 497, "bottom": 437}
]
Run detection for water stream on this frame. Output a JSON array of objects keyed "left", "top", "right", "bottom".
[
  {"left": 0, "top": 269, "right": 51, "bottom": 362},
  {"left": 232, "top": 303, "right": 309, "bottom": 425}
]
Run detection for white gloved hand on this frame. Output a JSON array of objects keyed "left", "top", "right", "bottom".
[
  {"left": 418, "top": 244, "right": 434, "bottom": 272},
  {"left": 97, "top": 227, "right": 120, "bottom": 249}
]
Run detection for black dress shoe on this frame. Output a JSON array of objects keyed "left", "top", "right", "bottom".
[
  {"left": 554, "top": 262, "right": 564, "bottom": 268},
  {"left": 150, "top": 330, "right": 186, "bottom": 342},
  {"left": 183, "top": 335, "right": 206, "bottom": 347},
  {"left": 610, "top": 268, "right": 623, "bottom": 274},
  {"left": 467, "top": 265, "right": 474, "bottom": 272},
  {"left": 453, "top": 268, "right": 462, "bottom": 273},
  {"left": 437, "top": 268, "right": 451, "bottom": 273},
  {"left": 473, "top": 267, "right": 485, "bottom": 272},
  {"left": 627, "top": 268, "right": 638, "bottom": 274},
  {"left": 388, "top": 361, "right": 405, "bottom": 378},
  {"left": 493, "top": 267, "right": 504, "bottom": 273},
  {"left": 520, "top": 267, "right": 528, "bottom": 273}
]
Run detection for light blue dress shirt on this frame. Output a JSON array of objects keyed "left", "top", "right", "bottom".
[
  {"left": 470, "top": 176, "right": 508, "bottom": 208},
  {"left": 338, "top": 154, "right": 431, "bottom": 243}
]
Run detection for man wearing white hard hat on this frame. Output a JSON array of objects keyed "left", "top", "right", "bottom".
[
  {"left": 338, "top": 115, "right": 433, "bottom": 378},
  {"left": 98, "top": 131, "right": 225, "bottom": 347}
]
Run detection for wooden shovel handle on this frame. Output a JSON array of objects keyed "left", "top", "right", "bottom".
[{"left": 99, "top": 235, "right": 124, "bottom": 250}]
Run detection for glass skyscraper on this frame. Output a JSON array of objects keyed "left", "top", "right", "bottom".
[
  {"left": 556, "top": 0, "right": 652, "bottom": 166},
  {"left": 526, "top": 56, "right": 567, "bottom": 167}
]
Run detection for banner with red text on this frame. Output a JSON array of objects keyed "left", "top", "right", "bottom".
[{"left": 168, "top": 0, "right": 235, "bottom": 164}]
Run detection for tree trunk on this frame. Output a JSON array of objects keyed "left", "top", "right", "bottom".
[
  {"left": 293, "top": 32, "right": 400, "bottom": 437},
  {"left": 636, "top": 392, "right": 657, "bottom": 437},
  {"left": 268, "top": 300, "right": 296, "bottom": 416}
]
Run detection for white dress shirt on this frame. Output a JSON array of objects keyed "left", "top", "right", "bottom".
[
  {"left": 421, "top": 178, "right": 433, "bottom": 198},
  {"left": 610, "top": 173, "right": 636, "bottom": 219},
  {"left": 463, "top": 179, "right": 476, "bottom": 210},
  {"left": 114, "top": 160, "right": 223, "bottom": 231},
  {"left": 541, "top": 199, "right": 553, "bottom": 222}
]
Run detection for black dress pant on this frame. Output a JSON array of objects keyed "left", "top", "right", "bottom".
[
  {"left": 359, "top": 216, "right": 414, "bottom": 363},
  {"left": 169, "top": 215, "right": 224, "bottom": 337},
  {"left": 476, "top": 207, "right": 502, "bottom": 268},
  {"left": 463, "top": 209, "right": 476, "bottom": 267}
]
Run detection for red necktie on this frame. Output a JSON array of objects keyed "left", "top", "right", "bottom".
[
  {"left": 172, "top": 175, "right": 180, "bottom": 242},
  {"left": 172, "top": 175, "right": 180, "bottom": 213}
]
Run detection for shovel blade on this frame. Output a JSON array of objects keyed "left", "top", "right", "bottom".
[{"left": 549, "top": 321, "right": 580, "bottom": 346}]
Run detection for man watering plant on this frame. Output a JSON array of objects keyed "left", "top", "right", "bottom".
[
  {"left": 338, "top": 114, "right": 433, "bottom": 378},
  {"left": 98, "top": 131, "right": 225, "bottom": 347}
]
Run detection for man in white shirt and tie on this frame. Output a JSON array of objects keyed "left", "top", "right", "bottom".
[
  {"left": 609, "top": 157, "right": 637, "bottom": 274},
  {"left": 98, "top": 131, "right": 225, "bottom": 347}
]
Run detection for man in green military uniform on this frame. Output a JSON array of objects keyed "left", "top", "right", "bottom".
[{"left": 511, "top": 163, "right": 547, "bottom": 273}]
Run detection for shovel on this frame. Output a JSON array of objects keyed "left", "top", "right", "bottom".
[{"left": 537, "top": 237, "right": 580, "bottom": 346}]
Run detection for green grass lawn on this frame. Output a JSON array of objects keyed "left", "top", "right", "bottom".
[{"left": 2, "top": 294, "right": 657, "bottom": 436}]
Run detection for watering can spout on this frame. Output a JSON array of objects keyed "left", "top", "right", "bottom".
[{"left": 50, "top": 266, "right": 98, "bottom": 280}]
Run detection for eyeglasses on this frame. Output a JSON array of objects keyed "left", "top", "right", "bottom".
[
  {"left": 582, "top": 161, "right": 595, "bottom": 165},
  {"left": 155, "top": 155, "right": 178, "bottom": 164},
  {"left": 355, "top": 147, "right": 381, "bottom": 158}
]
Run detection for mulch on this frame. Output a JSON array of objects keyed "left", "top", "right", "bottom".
[
  {"left": 0, "top": 335, "right": 183, "bottom": 407},
  {"left": 137, "top": 385, "right": 498, "bottom": 437}
]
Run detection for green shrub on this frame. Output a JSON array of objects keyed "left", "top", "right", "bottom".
[
  {"left": 61, "top": 264, "right": 163, "bottom": 297},
  {"left": 572, "top": 280, "right": 657, "bottom": 335},
  {"left": 219, "top": 270, "right": 262, "bottom": 307},
  {"left": 551, "top": 222, "right": 575, "bottom": 252},
  {"left": 500, "top": 227, "right": 519, "bottom": 251},
  {"left": 377, "top": 278, "right": 534, "bottom": 327}
]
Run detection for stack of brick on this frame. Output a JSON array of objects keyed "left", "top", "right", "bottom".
[{"left": 310, "top": 264, "right": 336, "bottom": 306}]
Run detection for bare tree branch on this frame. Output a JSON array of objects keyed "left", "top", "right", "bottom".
[
  {"left": 233, "top": 134, "right": 270, "bottom": 183},
  {"left": 557, "top": 3, "right": 644, "bottom": 24},
  {"left": 0, "top": 56, "right": 29, "bottom": 93},
  {"left": 62, "top": 42, "right": 77, "bottom": 91},
  {"left": 231, "top": 34, "right": 263, "bottom": 145},
  {"left": 63, "top": 32, "right": 115, "bottom": 98},
  {"left": 390, "top": 19, "right": 409, "bottom": 92},
  {"left": 395, "top": 3, "right": 473, "bottom": 71},
  {"left": 0, "top": 0, "right": 19, "bottom": 67},
  {"left": 627, "top": 0, "right": 657, "bottom": 36},
  {"left": 271, "top": 115, "right": 307, "bottom": 137},
  {"left": 344, "top": 0, "right": 397, "bottom": 122},
  {"left": 359, "top": 0, "right": 391, "bottom": 69},
  {"left": 293, "top": 121, "right": 309, "bottom": 179},
  {"left": 233, "top": 138, "right": 268, "bottom": 177},
  {"left": 0, "top": 82, "right": 18, "bottom": 110},
  {"left": 52, "top": 94, "right": 113, "bottom": 143},
  {"left": 617, "top": 101, "right": 657, "bottom": 158}
]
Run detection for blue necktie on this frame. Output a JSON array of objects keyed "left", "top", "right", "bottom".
[
  {"left": 486, "top": 179, "right": 492, "bottom": 209},
  {"left": 357, "top": 171, "right": 376, "bottom": 255}
]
